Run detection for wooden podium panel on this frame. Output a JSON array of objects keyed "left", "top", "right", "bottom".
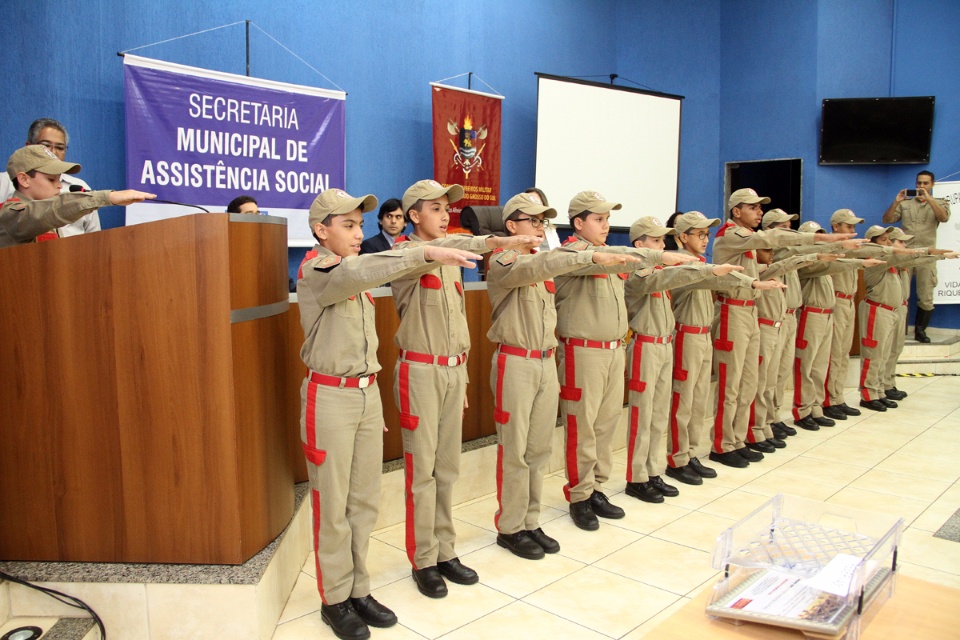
[{"left": 0, "top": 214, "right": 295, "bottom": 564}]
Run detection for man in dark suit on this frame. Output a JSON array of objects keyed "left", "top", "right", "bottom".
[{"left": 360, "top": 198, "right": 406, "bottom": 254}]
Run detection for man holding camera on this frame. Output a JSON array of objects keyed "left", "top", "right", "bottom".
[{"left": 882, "top": 171, "right": 951, "bottom": 343}]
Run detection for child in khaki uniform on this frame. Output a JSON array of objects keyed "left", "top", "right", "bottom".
[
  {"left": 390, "top": 180, "right": 540, "bottom": 599},
  {"left": 666, "top": 211, "right": 775, "bottom": 483},
  {"left": 554, "top": 190, "right": 697, "bottom": 531},
  {"left": 623, "top": 216, "right": 749, "bottom": 502},
  {"left": 487, "top": 192, "right": 639, "bottom": 559},
  {"left": 297, "top": 189, "right": 480, "bottom": 640}
]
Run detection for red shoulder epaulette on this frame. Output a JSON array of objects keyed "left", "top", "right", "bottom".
[
  {"left": 714, "top": 221, "right": 735, "bottom": 238},
  {"left": 395, "top": 234, "right": 409, "bottom": 243},
  {"left": 297, "top": 248, "right": 319, "bottom": 280}
]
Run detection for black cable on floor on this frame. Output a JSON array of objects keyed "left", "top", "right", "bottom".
[{"left": 0, "top": 571, "right": 106, "bottom": 639}]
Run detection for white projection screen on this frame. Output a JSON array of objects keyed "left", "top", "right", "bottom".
[{"left": 535, "top": 74, "right": 682, "bottom": 228}]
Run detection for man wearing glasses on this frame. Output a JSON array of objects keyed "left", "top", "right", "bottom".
[{"left": 0, "top": 118, "right": 99, "bottom": 236}]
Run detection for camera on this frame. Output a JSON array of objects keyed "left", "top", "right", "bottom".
[{"left": 905, "top": 189, "right": 918, "bottom": 198}]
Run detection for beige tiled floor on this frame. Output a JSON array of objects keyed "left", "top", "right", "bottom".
[{"left": 273, "top": 375, "right": 960, "bottom": 639}]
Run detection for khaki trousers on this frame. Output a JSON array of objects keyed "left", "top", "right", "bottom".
[
  {"left": 792, "top": 308, "right": 833, "bottom": 421},
  {"left": 395, "top": 359, "right": 467, "bottom": 569},
  {"left": 750, "top": 321, "right": 781, "bottom": 443},
  {"left": 825, "top": 297, "right": 855, "bottom": 407},
  {"left": 490, "top": 349, "right": 557, "bottom": 534},
  {"left": 772, "top": 310, "right": 798, "bottom": 423},
  {"left": 913, "top": 261, "right": 938, "bottom": 311},
  {"left": 668, "top": 327, "right": 712, "bottom": 468},
  {"left": 301, "top": 379, "right": 383, "bottom": 604},
  {"left": 626, "top": 336, "right": 672, "bottom": 483},
  {"left": 559, "top": 340, "right": 625, "bottom": 504},
  {"left": 884, "top": 302, "right": 908, "bottom": 391},
  {"left": 859, "top": 300, "right": 898, "bottom": 401},
  {"left": 712, "top": 301, "right": 759, "bottom": 453}
]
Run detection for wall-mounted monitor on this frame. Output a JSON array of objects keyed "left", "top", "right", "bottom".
[{"left": 819, "top": 96, "right": 934, "bottom": 165}]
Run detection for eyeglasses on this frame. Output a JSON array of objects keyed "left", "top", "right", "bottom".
[
  {"left": 37, "top": 140, "right": 68, "bottom": 153},
  {"left": 514, "top": 216, "right": 550, "bottom": 229},
  {"left": 684, "top": 231, "right": 711, "bottom": 240}
]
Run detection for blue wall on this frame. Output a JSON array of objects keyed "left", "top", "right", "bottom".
[{"left": 2, "top": 0, "right": 959, "bottom": 322}]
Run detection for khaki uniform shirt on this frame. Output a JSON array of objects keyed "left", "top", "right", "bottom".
[
  {"left": 890, "top": 197, "right": 951, "bottom": 247},
  {"left": 671, "top": 251, "right": 755, "bottom": 326},
  {"left": 0, "top": 190, "right": 112, "bottom": 249},
  {"left": 625, "top": 264, "right": 715, "bottom": 336},
  {"left": 863, "top": 247, "right": 931, "bottom": 307},
  {"left": 391, "top": 233, "right": 491, "bottom": 355},
  {"left": 797, "top": 259, "right": 863, "bottom": 309},
  {"left": 486, "top": 247, "right": 595, "bottom": 350},
  {"left": 756, "top": 254, "right": 818, "bottom": 319},
  {"left": 712, "top": 223, "right": 815, "bottom": 301},
  {"left": 298, "top": 245, "right": 432, "bottom": 376},
  {"left": 553, "top": 234, "right": 661, "bottom": 341}
]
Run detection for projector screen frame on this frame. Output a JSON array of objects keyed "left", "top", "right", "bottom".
[{"left": 534, "top": 72, "right": 684, "bottom": 231}]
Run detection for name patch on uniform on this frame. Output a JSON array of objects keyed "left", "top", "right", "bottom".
[
  {"left": 496, "top": 250, "right": 518, "bottom": 266},
  {"left": 733, "top": 227, "right": 754, "bottom": 238},
  {"left": 313, "top": 254, "right": 342, "bottom": 271}
]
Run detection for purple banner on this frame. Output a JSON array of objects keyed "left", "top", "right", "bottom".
[{"left": 124, "top": 55, "right": 345, "bottom": 220}]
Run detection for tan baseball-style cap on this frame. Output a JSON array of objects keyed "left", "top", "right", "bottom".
[
  {"left": 502, "top": 191, "right": 557, "bottom": 223},
  {"left": 401, "top": 179, "right": 464, "bottom": 214},
  {"left": 888, "top": 227, "right": 914, "bottom": 241},
  {"left": 728, "top": 188, "right": 771, "bottom": 210},
  {"left": 829, "top": 208, "right": 865, "bottom": 226},
  {"left": 629, "top": 216, "right": 675, "bottom": 243},
  {"left": 568, "top": 190, "right": 622, "bottom": 217},
  {"left": 674, "top": 210, "right": 721, "bottom": 235},
  {"left": 761, "top": 208, "right": 799, "bottom": 229},
  {"left": 309, "top": 189, "right": 378, "bottom": 228},
  {"left": 798, "top": 220, "right": 826, "bottom": 234},
  {"left": 7, "top": 144, "right": 80, "bottom": 182},
  {"left": 865, "top": 225, "right": 892, "bottom": 240}
]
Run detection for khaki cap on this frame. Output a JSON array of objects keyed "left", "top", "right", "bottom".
[
  {"left": 309, "top": 189, "right": 378, "bottom": 228},
  {"left": 728, "top": 188, "right": 771, "bottom": 210},
  {"left": 568, "top": 190, "right": 622, "bottom": 217},
  {"left": 830, "top": 208, "right": 864, "bottom": 226},
  {"left": 798, "top": 220, "right": 826, "bottom": 234},
  {"left": 865, "top": 225, "right": 892, "bottom": 240},
  {"left": 401, "top": 179, "right": 464, "bottom": 214},
  {"left": 7, "top": 144, "right": 80, "bottom": 183},
  {"left": 888, "top": 227, "right": 914, "bottom": 241},
  {"left": 761, "top": 208, "right": 799, "bottom": 228},
  {"left": 502, "top": 191, "right": 557, "bottom": 223},
  {"left": 629, "top": 216, "right": 674, "bottom": 243},
  {"left": 674, "top": 210, "right": 720, "bottom": 234}
]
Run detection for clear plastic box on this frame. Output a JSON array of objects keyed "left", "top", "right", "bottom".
[{"left": 707, "top": 494, "right": 903, "bottom": 639}]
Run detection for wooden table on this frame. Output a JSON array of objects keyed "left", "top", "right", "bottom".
[{"left": 644, "top": 575, "right": 960, "bottom": 640}]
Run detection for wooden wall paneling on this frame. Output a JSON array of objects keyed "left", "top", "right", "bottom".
[
  {"left": 228, "top": 217, "right": 288, "bottom": 309},
  {"left": 373, "top": 294, "right": 403, "bottom": 462}
]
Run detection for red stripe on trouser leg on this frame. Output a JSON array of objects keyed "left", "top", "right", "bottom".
[
  {"left": 792, "top": 356, "right": 803, "bottom": 421},
  {"left": 626, "top": 405, "right": 639, "bottom": 482},
  {"left": 311, "top": 488, "right": 326, "bottom": 603},
  {"left": 398, "top": 363, "right": 419, "bottom": 568},
  {"left": 667, "top": 391, "right": 682, "bottom": 467},
  {"left": 796, "top": 309, "right": 809, "bottom": 349},
  {"left": 493, "top": 353, "right": 508, "bottom": 531},
  {"left": 563, "top": 414, "right": 579, "bottom": 502},
  {"left": 860, "top": 304, "right": 878, "bottom": 402},
  {"left": 822, "top": 362, "right": 832, "bottom": 407},
  {"left": 306, "top": 381, "right": 318, "bottom": 450},
  {"left": 860, "top": 359, "right": 873, "bottom": 401},
  {"left": 713, "top": 362, "right": 727, "bottom": 452},
  {"left": 305, "top": 383, "right": 326, "bottom": 601},
  {"left": 403, "top": 452, "right": 418, "bottom": 568},
  {"left": 714, "top": 304, "right": 733, "bottom": 351},
  {"left": 494, "top": 444, "right": 504, "bottom": 531}
]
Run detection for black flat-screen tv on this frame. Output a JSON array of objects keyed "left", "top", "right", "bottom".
[{"left": 819, "top": 96, "right": 934, "bottom": 165}]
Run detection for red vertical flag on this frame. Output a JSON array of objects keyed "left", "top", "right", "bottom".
[{"left": 432, "top": 83, "right": 503, "bottom": 231}]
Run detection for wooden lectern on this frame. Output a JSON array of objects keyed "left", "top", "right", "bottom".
[{"left": 0, "top": 214, "right": 300, "bottom": 564}]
